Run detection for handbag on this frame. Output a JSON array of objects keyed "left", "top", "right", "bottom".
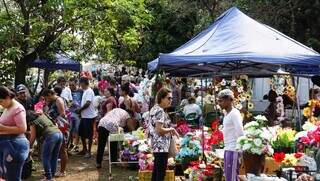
[{"left": 169, "top": 136, "right": 177, "bottom": 158}]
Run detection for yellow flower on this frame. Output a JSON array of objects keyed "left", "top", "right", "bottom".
[
  {"left": 287, "top": 86, "right": 295, "bottom": 92},
  {"left": 282, "top": 154, "right": 298, "bottom": 167},
  {"left": 246, "top": 94, "right": 251, "bottom": 100},
  {"left": 308, "top": 116, "right": 318, "bottom": 124},
  {"left": 308, "top": 100, "right": 317, "bottom": 107},
  {"left": 248, "top": 102, "right": 254, "bottom": 109},
  {"left": 303, "top": 107, "right": 312, "bottom": 117}
]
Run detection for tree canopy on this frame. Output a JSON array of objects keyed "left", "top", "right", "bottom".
[{"left": 0, "top": 0, "right": 319, "bottom": 85}]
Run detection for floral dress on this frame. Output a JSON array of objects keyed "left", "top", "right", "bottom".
[{"left": 148, "top": 104, "right": 171, "bottom": 153}]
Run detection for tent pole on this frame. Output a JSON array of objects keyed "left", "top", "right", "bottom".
[
  {"left": 296, "top": 76, "right": 301, "bottom": 131},
  {"left": 200, "top": 74, "right": 206, "bottom": 163}
]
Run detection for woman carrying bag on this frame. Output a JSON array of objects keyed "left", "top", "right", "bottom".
[{"left": 148, "top": 88, "right": 179, "bottom": 181}]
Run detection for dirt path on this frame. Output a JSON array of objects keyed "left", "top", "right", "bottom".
[{"left": 25, "top": 144, "right": 138, "bottom": 181}]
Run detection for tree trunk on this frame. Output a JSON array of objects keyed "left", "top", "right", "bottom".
[{"left": 15, "top": 61, "right": 28, "bottom": 87}]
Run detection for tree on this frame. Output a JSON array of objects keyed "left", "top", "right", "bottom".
[{"left": 0, "top": 0, "right": 152, "bottom": 85}]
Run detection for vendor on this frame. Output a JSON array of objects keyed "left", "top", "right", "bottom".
[
  {"left": 96, "top": 108, "right": 137, "bottom": 169},
  {"left": 264, "top": 90, "right": 279, "bottom": 126},
  {"left": 218, "top": 89, "right": 244, "bottom": 181},
  {"left": 183, "top": 96, "right": 202, "bottom": 119}
]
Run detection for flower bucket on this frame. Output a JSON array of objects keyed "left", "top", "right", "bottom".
[{"left": 243, "top": 152, "right": 265, "bottom": 176}]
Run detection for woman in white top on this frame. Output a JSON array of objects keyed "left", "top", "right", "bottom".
[
  {"left": 183, "top": 96, "right": 202, "bottom": 119},
  {"left": 217, "top": 89, "right": 243, "bottom": 181}
]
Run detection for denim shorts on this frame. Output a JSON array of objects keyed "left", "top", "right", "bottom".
[
  {"left": 0, "top": 136, "right": 29, "bottom": 181},
  {"left": 70, "top": 112, "right": 81, "bottom": 134}
]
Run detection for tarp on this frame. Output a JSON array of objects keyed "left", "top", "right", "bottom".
[
  {"left": 148, "top": 7, "right": 320, "bottom": 76},
  {"left": 30, "top": 53, "right": 81, "bottom": 72}
]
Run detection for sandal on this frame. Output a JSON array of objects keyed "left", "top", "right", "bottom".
[{"left": 55, "top": 171, "right": 67, "bottom": 177}]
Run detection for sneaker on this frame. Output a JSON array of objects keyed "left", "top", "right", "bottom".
[
  {"left": 68, "top": 144, "right": 75, "bottom": 151},
  {"left": 84, "top": 152, "right": 91, "bottom": 158},
  {"left": 55, "top": 171, "right": 66, "bottom": 177},
  {"left": 71, "top": 146, "right": 79, "bottom": 153}
]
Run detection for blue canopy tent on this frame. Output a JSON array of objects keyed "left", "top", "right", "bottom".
[
  {"left": 30, "top": 53, "right": 81, "bottom": 72},
  {"left": 148, "top": 7, "right": 320, "bottom": 76}
]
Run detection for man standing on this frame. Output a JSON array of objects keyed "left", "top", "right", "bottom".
[
  {"left": 68, "top": 77, "right": 83, "bottom": 152},
  {"left": 15, "top": 84, "right": 34, "bottom": 111},
  {"left": 57, "top": 76, "right": 73, "bottom": 104},
  {"left": 218, "top": 89, "right": 244, "bottom": 181},
  {"left": 77, "top": 77, "right": 97, "bottom": 158}
]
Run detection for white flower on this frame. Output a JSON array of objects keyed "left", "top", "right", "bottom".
[
  {"left": 251, "top": 148, "right": 262, "bottom": 155},
  {"left": 220, "top": 79, "right": 227, "bottom": 86},
  {"left": 254, "top": 115, "right": 268, "bottom": 122},
  {"left": 302, "top": 122, "right": 317, "bottom": 131},
  {"left": 294, "top": 131, "right": 308, "bottom": 141},
  {"left": 253, "top": 138, "right": 262, "bottom": 147},
  {"left": 199, "top": 164, "right": 206, "bottom": 169},
  {"left": 244, "top": 121, "right": 259, "bottom": 129},
  {"left": 237, "top": 86, "right": 244, "bottom": 93},
  {"left": 168, "top": 158, "right": 175, "bottom": 166},
  {"left": 231, "top": 80, "right": 237, "bottom": 87},
  {"left": 138, "top": 144, "right": 149, "bottom": 152},
  {"left": 242, "top": 143, "right": 252, "bottom": 151}
]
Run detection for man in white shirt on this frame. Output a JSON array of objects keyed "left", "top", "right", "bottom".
[
  {"left": 77, "top": 77, "right": 97, "bottom": 158},
  {"left": 218, "top": 89, "right": 244, "bottom": 181},
  {"left": 57, "top": 76, "right": 73, "bottom": 103}
]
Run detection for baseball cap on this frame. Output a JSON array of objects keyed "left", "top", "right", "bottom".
[
  {"left": 218, "top": 89, "right": 234, "bottom": 99},
  {"left": 16, "top": 84, "right": 27, "bottom": 93}
]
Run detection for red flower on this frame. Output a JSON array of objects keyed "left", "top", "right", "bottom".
[
  {"left": 211, "top": 120, "right": 220, "bottom": 131},
  {"left": 273, "top": 152, "right": 286, "bottom": 163},
  {"left": 208, "top": 130, "right": 224, "bottom": 145},
  {"left": 300, "top": 136, "right": 311, "bottom": 145},
  {"left": 294, "top": 152, "right": 303, "bottom": 159}
]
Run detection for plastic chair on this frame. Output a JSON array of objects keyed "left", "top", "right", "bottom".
[{"left": 185, "top": 113, "right": 199, "bottom": 126}]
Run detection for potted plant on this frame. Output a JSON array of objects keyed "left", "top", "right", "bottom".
[
  {"left": 236, "top": 115, "right": 274, "bottom": 176},
  {"left": 272, "top": 128, "right": 296, "bottom": 153}
]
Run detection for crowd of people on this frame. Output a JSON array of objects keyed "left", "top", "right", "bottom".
[{"left": 0, "top": 65, "right": 317, "bottom": 181}]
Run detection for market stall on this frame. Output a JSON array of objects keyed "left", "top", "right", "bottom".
[{"left": 145, "top": 6, "right": 320, "bottom": 181}]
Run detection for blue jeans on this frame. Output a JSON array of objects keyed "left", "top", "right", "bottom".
[
  {"left": 70, "top": 112, "right": 81, "bottom": 134},
  {"left": 0, "top": 136, "right": 29, "bottom": 181},
  {"left": 42, "top": 132, "right": 63, "bottom": 179}
]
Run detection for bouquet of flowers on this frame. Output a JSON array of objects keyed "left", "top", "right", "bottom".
[
  {"left": 236, "top": 115, "right": 274, "bottom": 156},
  {"left": 176, "top": 133, "right": 202, "bottom": 165},
  {"left": 139, "top": 153, "right": 154, "bottom": 171},
  {"left": 271, "top": 128, "right": 296, "bottom": 152}
]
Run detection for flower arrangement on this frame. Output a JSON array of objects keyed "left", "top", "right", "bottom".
[
  {"left": 120, "top": 139, "right": 139, "bottom": 162},
  {"left": 139, "top": 153, "right": 154, "bottom": 171},
  {"left": 175, "top": 133, "right": 202, "bottom": 165},
  {"left": 270, "top": 75, "right": 295, "bottom": 100},
  {"left": 273, "top": 152, "right": 304, "bottom": 167},
  {"left": 303, "top": 99, "right": 320, "bottom": 124},
  {"left": 271, "top": 128, "right": 296, "bottom": 152},
  {"left": 236, "top": 115, "right": 274, "bottom": 156},
  {"left": 214, "top": 75, "right": 253, "bottom": 110}
]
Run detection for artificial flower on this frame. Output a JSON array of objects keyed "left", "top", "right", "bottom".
[
  {"left": 303, "top": 107, "right": 312, "bottom": 117},
  {"left": 273, "top": 152, "right": 286, "bottom": 163},
  {"left": 248, "top": 102, "right": 254, "bottom": 109},
  {"left": 294, "top": 152, "right": 303, "bottom": 159}
]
